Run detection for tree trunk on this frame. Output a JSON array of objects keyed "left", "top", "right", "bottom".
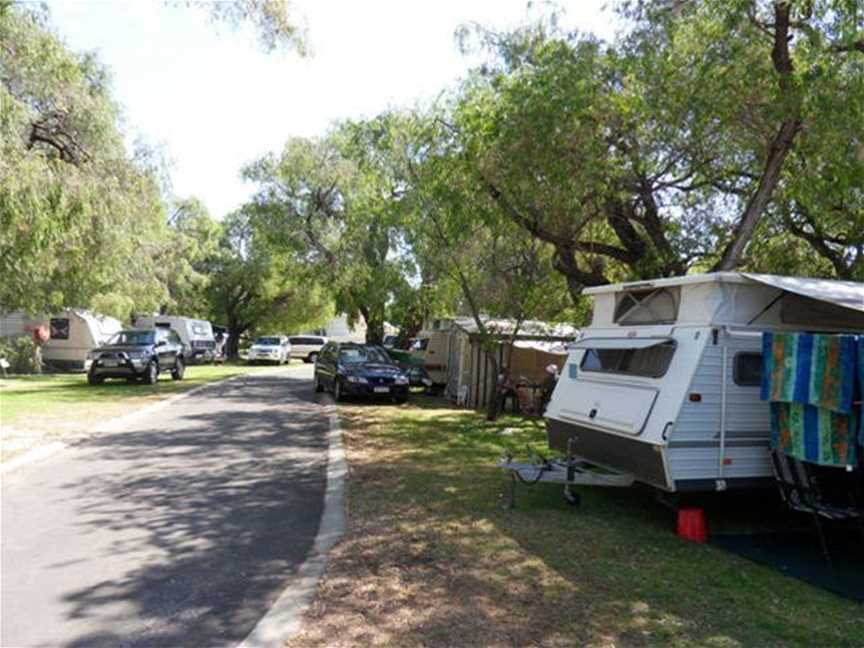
[
  {"left": 484, "top": 346, "right": 501, "bottom": 421},
  {"left": 361, "top": 305, "right": 386, "bottom": 345},
  {"left": 226, "top": 319, "right": 247, "bottom": 359},
  {"left": 715, "top": 2, "right": 801, "bottom": 271},
  {"left": 714, "top": 117, "right": 801, "bottom": 270}
]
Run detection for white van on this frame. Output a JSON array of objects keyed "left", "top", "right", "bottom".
[
  {"left": 288, "top": 335, "right": 327, "bottom": 363},
  {"left": 134, "top": 315, "right": 217, "bottom": 363}
]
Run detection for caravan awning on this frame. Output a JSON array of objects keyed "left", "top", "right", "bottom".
[
  {"left": 570, "top": 337, "right": 673, "bottom": 350},
  {"left": 743, "top": 273, "right": 864, "bottom": 313},
  {"left": 512, "top": 339, "right": 571, "bottom": 354}
]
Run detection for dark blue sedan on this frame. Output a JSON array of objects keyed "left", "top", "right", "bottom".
[{"left": 312, "top": 342, "right": 410, "bottom": 403}]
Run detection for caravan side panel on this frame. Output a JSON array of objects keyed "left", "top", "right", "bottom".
[{"left": 667, "top": 334, "right": 772, "bottom": 490}]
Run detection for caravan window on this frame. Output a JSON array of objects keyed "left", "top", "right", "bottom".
[
  {"left": 734, "top": 353, "right": 762, "bottom": 387},
  {"left": 580, "top": 342, "right": 675, "bottom": 378},
  {"left": 49, "top": 318, "right": 70, "bottom": 340},
  {"left": 614, "top": 288, "right": 679, "bottom": 325}
]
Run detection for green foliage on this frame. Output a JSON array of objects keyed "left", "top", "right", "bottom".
[
  {"left": 0, "top": 336, "right": 37, "bottom": 374},
  {"left": 197, "top": 0, "right": 308, "bottom": 55},
  {"left": 204, "top": 210, "right": 331, "bottom": 356},
  {"left": 242, "top": 123, "right": 422, "bottom": 343},
  {"left": 0, "top": 6, "right": 169, "bottom": 319},
  {"left": 159, "top": 197, "right": 223, "bottom": 317}
]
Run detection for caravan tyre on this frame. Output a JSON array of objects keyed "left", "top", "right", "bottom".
[
  {"left": 143, "top": 360, "right": 159, "bottom": 385},
  {"left": 563, "top": 489, "right": 581, "bottom": 508},
  {"left": 171, "top": 357, "right": 185, "bottom": 381}
]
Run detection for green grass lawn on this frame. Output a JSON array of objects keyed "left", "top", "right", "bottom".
[
  {"left": 0, "top": 362, "right": 264, "bottom": 426},
  {"left": 288, "top": 399, "right": 864, "bottom": 648},
  {"left": 0, "top": 362, "right": 275, "bottom": 462}
]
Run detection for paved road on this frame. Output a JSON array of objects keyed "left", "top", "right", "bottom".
[{"left": 1, "top": 365, "right": 328, "bottom": 647}]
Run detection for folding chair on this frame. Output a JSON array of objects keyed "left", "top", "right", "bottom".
[{"left": 769, "top": 450, "right": 864, "bottom": 570}]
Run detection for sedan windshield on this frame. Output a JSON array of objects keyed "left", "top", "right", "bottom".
[
  {"left": 108, "top": 330, "right": 155, "bottom": 346},
  {"left": 255, "top": 337, "right": 281, "bottom": 346},
  {"left": 339, "top": 347, "right": 390, "bottom": 364}
]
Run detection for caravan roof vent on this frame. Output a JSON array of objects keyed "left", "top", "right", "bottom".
[{"left": 614, "top": 287, "right": 680, "bottom": 325}]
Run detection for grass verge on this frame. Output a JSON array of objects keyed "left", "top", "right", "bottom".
[
  {"left": 0, "top": 362, "right": 273, "bottom": 462},
  {"left": 287, "top": 399, "right": 863, "bottom": 648}
]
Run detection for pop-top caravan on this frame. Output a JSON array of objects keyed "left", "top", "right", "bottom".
[
  {"left": 0, "top": 309, "right": 123, "bottom": 371},
  {"left": 544, "top": 273, "right": 864, "bottom": 494}
]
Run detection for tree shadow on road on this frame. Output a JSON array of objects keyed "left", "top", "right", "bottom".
[{"left": 43, "top": 375, "right": 330, "bottom": 648}]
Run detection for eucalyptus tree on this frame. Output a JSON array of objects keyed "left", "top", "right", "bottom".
[
  {"left": 0, "top": 4, "right": 169, "bottom": 318},
  {"left": 398, "top": 113, "right": 574, "bottom": 419},
  {"left": 621, "top": 0, "right": 864, "bottom": 271},
  {"left": 448, "top": 1, "right": 864, "bottom": 303},
  {"left": 158, "top": 197, "right": 223, "bottom": 317},
  {"left": 204, "top": 210, "right": 330, "bottom": 358},
  {"left": 242, "top": 123, "right": 412, "bottom": 344}
]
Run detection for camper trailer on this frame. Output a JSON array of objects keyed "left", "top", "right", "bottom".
[
  {"left": 544, "top": 273, "right": 864, "bottom": 494},
  {"left": 133, "top": 315, "right": 217, "bottom": 363},
  {"left": 443, "top": 317, "right": 577, "bottom": 410},
  {"left": 410, "top": 318, "right": 458, "bottom": 388},
  {"left": 0, "top": 309, "right": 123, "bottom": 371}
]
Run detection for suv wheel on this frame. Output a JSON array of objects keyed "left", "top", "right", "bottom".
[
  {"left": 333, "top": 378, "right": 344, "bottom": 402},
  {"left": 171, "top": 357, "right": 185, "bottom": 381},
  {"left": 308, "top": 352, "right": 318, "bottom": 364},
  {"left": 313, "top": 372, "right": 323, "bottom": 393},
  {"left": 143, "top": 360, "right": 159, "bottom": 385},
  {"left": 87, "top": 370, "right": 103, "bottom": 386}
]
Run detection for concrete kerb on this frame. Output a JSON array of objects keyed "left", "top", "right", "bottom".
[
  {"left": 0, "top": 366, "right": 295, "bottom": 477},
  {"left": 239, "top": 397, "right": 347, "bottom": 648}
]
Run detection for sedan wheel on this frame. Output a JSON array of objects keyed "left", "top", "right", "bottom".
[
  {"left": 313, "top": 372, "right": 324, "bottom": 393},
  {"left": 333, "top": 379, "right": 344, "bottom": 402}
]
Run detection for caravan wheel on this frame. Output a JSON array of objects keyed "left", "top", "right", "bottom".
[{"left": 563, "top": 487, "right": 581, "bottom": 508}]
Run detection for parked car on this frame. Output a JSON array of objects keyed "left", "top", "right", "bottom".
[
  {"left": 288, "top": 335, "right": 327, "bottom": 363},
  {"left": 386, "top": 348, "right": 433, "bottom": 389},
  {"left": 313, "top": 342, "right": 409, "bottom": 403},
  {"left": 86, "top": 328, "right": 186, "bottom": 385},
  {"left": 247, "top": 335, "right": 291, "bottom": 364},
  {"left": 133, "top": 315, "right": 217, "bottom": 364}
]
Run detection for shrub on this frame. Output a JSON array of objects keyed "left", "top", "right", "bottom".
[{"left": 0, "top": 336, "right": 38, "bottom": 374}]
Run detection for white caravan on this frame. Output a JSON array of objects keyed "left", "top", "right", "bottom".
[
  {"left": 545, "top": 273, "right": 864, "bottom": 494},
  {"left": 134, "top": 315, "right": 217, "bottom": 363},
  {"left": 0, "top": 309, "right": 123, "bottom": 371}
]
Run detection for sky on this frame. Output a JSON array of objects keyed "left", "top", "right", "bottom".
[{"left": 45, "top": 0, "right": 617, "bottom": 219}]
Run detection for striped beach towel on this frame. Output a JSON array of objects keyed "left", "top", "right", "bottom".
[
  {"left": 761, "top": 332, "right": 856, "bottom": 414},
  {"left": 859, "top": 337, "right": 864, "bottom": 445},
  {"left": 771, "top": 402, "right": 858, "bottom": 468}
]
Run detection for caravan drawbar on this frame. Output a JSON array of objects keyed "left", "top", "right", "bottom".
[{"left": 543, "top": 272, "right": 864, "bottom": 494}]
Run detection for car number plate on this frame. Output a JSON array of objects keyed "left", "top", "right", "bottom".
[
  {"left": 373, "top": 386, "right": 390, "bottom": 393},
  {"left": 101, "top": 359, "right": 118, "bottom": 367}
]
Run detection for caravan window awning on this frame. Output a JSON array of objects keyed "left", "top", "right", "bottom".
[
  {"left": 570, "top": 337, "right": 673, "bottom": 350},
  {"left": 743, "top": 273, "right": 864, "bottom": 313}
]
